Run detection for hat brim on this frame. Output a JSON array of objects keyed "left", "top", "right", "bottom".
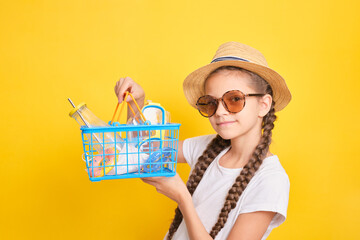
[{"left": 183, "top": 60, "right": 291, "bottom": 112}]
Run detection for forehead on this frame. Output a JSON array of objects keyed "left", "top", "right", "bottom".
[{"left": 204, "top": 70, "right": 254, "bottom": 97}]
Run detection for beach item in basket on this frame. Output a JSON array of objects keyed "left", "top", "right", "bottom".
[
  {"left": 87, "top": 145, "right": 148, "bottom": 177},
  {"left": 141, "top": 147, "right": 174, "bottom": 173},
  {"left": 126, "top": 101, "right": 170, "bottom": 153},
  {"left": 88, "top": 148, "right": 116, "bottom": 177},
  {"left": 142, "top": 100, "right": 171, "bottom": 125},
  {"left": 142, "top": 100, "right": 171, "bottom": 141},
  {"left": 126, "top": 115, "right": 149, "bottom": 148},
  {"left": 107, "top": 144, "right": 148, "bottom": 175},
  {"left": 126, "top": 100, "right": 170, "bottom": 126},
  {"left": 68, "top": 99, "right": 125, "bottom": 154}
]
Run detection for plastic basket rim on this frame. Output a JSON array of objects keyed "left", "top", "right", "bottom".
[{"left": 80, "top": 122, "right": 181, "bottom": 132}]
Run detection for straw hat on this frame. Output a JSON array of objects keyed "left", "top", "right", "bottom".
[{"left": 183, "top": 42, "right": 291, "bottom": 112}]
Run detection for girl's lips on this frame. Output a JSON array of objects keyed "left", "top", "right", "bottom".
[{"left": 217, "top": 121, "right": 236, "bottom": 126}]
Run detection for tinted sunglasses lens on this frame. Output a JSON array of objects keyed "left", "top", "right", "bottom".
[
  {"left": 196, "top": 95, "right": 217, "bottom": 117},
  {"left": 223, "top": 91, "right": 245, "bottom": 113}
]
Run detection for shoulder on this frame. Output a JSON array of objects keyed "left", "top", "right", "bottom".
[
  {"left": 257, "top": 155, "right": 289, "bottom": 183},
  {"left": 249, "top": 155, "right": 290, "bottom": 193},
  {"left": 183, "top": 134, "right": 217, "bottom": 168}
]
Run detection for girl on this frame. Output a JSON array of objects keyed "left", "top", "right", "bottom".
[{"left": 114, "top": 42, "right": 291, "bottom": 240}]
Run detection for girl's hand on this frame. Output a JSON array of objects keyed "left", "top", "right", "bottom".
[
  {"left": 114, "top": 77, "right": 145, "bottom": 104},
  {"left": 141, "top": 173, "right": 190, "bottom": 205}
]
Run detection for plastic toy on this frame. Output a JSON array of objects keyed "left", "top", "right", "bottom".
[
  {"left": 141, "top": 147, "right": 174, "bottom": 173},
  {"left": 88, "top": 148, "right": 116, "bottom": 177}
]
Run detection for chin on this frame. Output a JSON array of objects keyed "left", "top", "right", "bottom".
[
  {"left": 211, "top": 124, "right": 237, "bottom": 140},
  {"left": 218, "top": 134, "right": 232, "bottom": 140},
  {"left": 215, "top": 129, "right": 240, "bottom": 140}
]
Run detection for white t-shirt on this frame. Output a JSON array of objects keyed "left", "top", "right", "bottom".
[{"left": 166, "top": 134, "right": 290, "bottom": 240}]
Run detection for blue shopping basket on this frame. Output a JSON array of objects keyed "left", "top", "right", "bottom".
[{"left": 80, "top": 95, "right": 180, "bottom": 182}]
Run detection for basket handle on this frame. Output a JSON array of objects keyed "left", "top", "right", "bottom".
[{"left": 110, "top": 91, "right": 147, "bottom": 125}]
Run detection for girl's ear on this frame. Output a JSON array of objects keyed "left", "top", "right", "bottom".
[{"left": 258, "top": 94, "right": 272, "bottom": 117}]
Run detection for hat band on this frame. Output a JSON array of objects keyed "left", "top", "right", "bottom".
[{"left": 211, "top": 56, "right": 250, "bottom": 63}]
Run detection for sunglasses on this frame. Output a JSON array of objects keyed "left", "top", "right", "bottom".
[{"left": 196, "top": 90, "right": 265, "bottom": 118}]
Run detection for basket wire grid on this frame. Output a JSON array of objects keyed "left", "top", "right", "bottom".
[{"left": 81, "top": 123, "right": 180, "bottom": 181}]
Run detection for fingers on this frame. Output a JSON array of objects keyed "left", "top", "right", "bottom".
[
  {"left": 141, "top": 176, "right": 162, "bottom": 184},
  {"left": 141, "top": 178, "right": 157, "bottom": 189},
  {"left": 114, "top": 76, "right": 145, "bottom": 105},
  {"left": 114, "top": 77, "right": 134, "bottom": 103},
  {"left": 142, "top": 176, "right": 168, "bottom": 188}
]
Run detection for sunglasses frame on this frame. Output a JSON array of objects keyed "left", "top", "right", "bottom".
[{"left": 196, "top": 90, "right": 265, "bottom": 118}]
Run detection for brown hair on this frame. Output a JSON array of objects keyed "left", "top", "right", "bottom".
[{"left": 167, "top": 66, "right": 277, "bottom": 239}]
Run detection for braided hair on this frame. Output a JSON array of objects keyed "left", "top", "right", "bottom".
[{"left": 167, "top": 66, "right": 277, "bottom": 239}]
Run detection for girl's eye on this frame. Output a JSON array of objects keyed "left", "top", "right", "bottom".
[
  {"left": 230, "top": 96, "right": 242, "bottom": 102},
  {"left": 198, "top": 101, "right": 216, "bottom": 106}
]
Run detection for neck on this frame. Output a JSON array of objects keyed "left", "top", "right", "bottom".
[
  {"left": 220, "top": 120, "right": 270, "bottom": 169},
  {"left": 232, "top": 130, "right": 261, "bottom": 165}
]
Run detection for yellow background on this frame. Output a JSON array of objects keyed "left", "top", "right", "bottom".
[{"left": 1, "top": 0, "right": 359, "bottom": 239}]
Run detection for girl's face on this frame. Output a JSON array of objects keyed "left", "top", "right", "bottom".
[{"left": 204, "top": 70, "right": 268, "bottom": 140}]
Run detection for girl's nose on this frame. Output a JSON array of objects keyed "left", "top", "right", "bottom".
[{"left": 214, "top": 100, "right": 229, "bottom": 116}]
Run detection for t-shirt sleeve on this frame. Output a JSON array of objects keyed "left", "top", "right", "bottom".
[
  {"left": 182, "top": 134, "right": 216, "bottom": 169},
  {"left": 238, "top": 171, "right": 290, "bottom": 228}
]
